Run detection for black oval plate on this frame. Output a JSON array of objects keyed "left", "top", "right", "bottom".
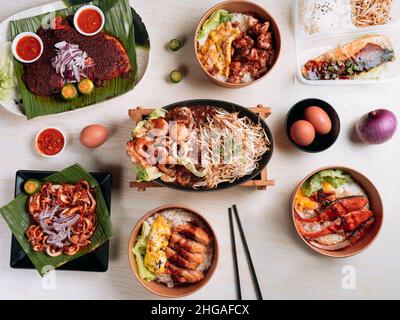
[{"left": 152, "top": 99, "right": 274, "bottom": 192}]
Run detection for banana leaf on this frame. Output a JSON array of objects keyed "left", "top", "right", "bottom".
[
  {"left": 63, "top": 0, "right": 150, "bottom": 48},
  {"left": 9, "top": 0, "right": 137, "bottom": 119},
  {"left": 0, "top": 163, "right": 113, "bottom": 276}
]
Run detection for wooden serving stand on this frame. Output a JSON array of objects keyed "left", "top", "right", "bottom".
[{"left": 128, "top": 105, "right": 275, "bottom": 191}]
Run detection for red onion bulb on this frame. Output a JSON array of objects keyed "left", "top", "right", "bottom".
[{"left": 356, "top": 109, "right": 397, "bottom": 145}]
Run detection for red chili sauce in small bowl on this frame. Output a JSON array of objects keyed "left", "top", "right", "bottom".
[
  {"left": 76, "top": 8, "right": 103, "bottom": 34},
  {"left": 36, "top": 128, "right": 65, "bottom": 157},
  {"left": 16, "top": 36, "right": 42, "bottom": 62}
]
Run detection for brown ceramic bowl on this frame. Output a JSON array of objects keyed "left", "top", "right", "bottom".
[
  {"left": 291, "top": 166, "right": 383, "bottom": 258},
  {"left": 194, "top": 0, "right": 281, "bottom": 88},
  {"left": 128, "top": 205, "right": 219, "bottom": 297}
]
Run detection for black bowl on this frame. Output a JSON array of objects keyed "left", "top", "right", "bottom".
[
  {"left": 285, "top": 98, "right": 340, "bottom": 153},
  {"left": 153, "top": 99, "right": 274, "bottom": 192}
]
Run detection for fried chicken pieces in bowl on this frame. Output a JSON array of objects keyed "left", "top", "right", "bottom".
[{"left": 128, "top": 205, "right": 219, "bottom": 297}]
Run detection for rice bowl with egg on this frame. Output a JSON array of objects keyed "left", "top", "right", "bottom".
[
  {"left": 131, "top": 207, "right": 215, "bottom": 288},
  {"left": 196, "top": 9, "right": 277, "bottom": 84}
]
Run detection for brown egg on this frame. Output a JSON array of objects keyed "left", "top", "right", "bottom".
[
  {"left": 80, "top": 124, "right": 109, "bottom": 148},
  {"left": 290, "top": 120, "right": 315, "bottom": 147},
  {"left": 304, "top": 106, "right": 332, "bottom": 135}
]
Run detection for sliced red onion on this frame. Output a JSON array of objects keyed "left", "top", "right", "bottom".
[
  {"left": 37, "top": 205, "right": 80, "bottom": 249},
  {"left": 51, "top": 41, "right": 94, "bottom": 84}
]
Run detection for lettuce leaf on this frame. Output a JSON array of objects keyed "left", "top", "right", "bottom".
[
  {"left": 132, "top": 120, "right": 147, "bottom": 137},
  {"left": 301, "top": 170, "right": 350, "bottom": 197},
  {"left": 196, "top": 9, "right": 233, "bottom": 46},
  {"left": 133, "top": 164, "right": 162, "bottom": 182},
  {"left": 0, "top": 42, "right": 17, "bottom": 102},
  {"left": 149, "top": 108, "right": 166, "bottom": 119},
  {"left": 133, "top": 221, "right": 155, "bottom": 281},
  {"left": 177, "top": 158, "right": 207, "bottom": 178}
]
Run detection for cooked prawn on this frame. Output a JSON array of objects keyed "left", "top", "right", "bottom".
[
  {"left": 145, "top": 118, "right": 169, "bottom": 137},
  {"left": 170, "top": 122, "right": 189, "bottom": 144}
]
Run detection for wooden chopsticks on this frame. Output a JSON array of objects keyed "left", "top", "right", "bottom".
[{"left": 229, "top": 204, "right": 263, "bottom": 300}]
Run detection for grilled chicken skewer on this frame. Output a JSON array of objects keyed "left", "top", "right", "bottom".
[
  {"left": 175, "top": 224, "right": 211, "bottom": 245},
  {"left": 165, "top": 246, "right": 199, "bottom": 270},
  {"left": 170, "top": 243, "right": 205, "bottom": 264},
  {"left": 170, "top": 232, "right": 207, "bottom": 253},
  {"left": 166, "top": 262, "right": 204, "bottom": 284}
]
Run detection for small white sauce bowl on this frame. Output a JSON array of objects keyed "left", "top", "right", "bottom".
[
  {"left": 11, "top": 32, "right": 44, "bottom": 64},
  {"left": 34, "top": 127, "right": 67, "bottom": 158},
  {"left": 73, "top": 5, "right": 105, "bottom": 36}
]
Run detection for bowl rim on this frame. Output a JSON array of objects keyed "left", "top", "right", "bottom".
[
  {"left": 128, "top": 204, "right": 220, "bottom": 297},
  {"left": 11, "top": 32, "right": 44, "bottom": 64},
  {"left": 285, "top": 98, "right": 341, "bottom": 153},
  {"left": 34, "top": 127, "right": 67, "bottom": 158},
  {"left": 291, "top": 165, "right": 384, "bottom": 258},
  {"left": 193, "top": 0, "right": 282, "bottom": 88},
  {"left": 73, "top": 4, "right": 105, "bottom": 36}
]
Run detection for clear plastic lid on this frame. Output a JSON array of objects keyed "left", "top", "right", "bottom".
[{"left": 293, "top": 0, "right": 400, "bottom": 85}]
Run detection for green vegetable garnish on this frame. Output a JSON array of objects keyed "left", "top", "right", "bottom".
[
  {"left": 177, "top": 158, "right": 207, "bottom": 178},
  {"left": 133, "top": 164, "right": 163, "bottom": 182},
  {"left": 170, "top": 70, "right": 183, "bottom": 83},
  {"left": 77, "top": 79, "right": 94, "bottom": 95},
  {"left": 24, "top": 179, "right": 41, "bottom": 195},
  {"left": 0, "top": 43, "right": 17, "bottom": 102},
  {"left": 196, "top": 9, "right": 233, "bottom": 45},
  {"left": 169, "top": 39, "right": 181, "bottom": 51},
  {"left": 149, "top": 108, "right": 167, "bottom": 119},
  {"left": 61, "top": 84, "right": 78, "bottom": 101},
  {"left": 133, "top": 221, "right": 156, "bottom": 281},
  {"left": 301, "top": 169, "right": 350, "bottom": 197}
]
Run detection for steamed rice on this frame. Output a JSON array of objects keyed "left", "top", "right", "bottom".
[
  {"left": 336, "top": 178, "right": 368, "bottom": 199},
  {"left": 299, "top": 0, "right": 351, "bottom": 34},
  {"left": 231, "top": 13, "right": 253, "bottom": 33}
]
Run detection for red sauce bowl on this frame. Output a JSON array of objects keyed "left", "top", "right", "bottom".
[
  {"left": 73, "top": 5, "right": 105, "bottom": 36},
  {"left": 11, "top": 32, "right": 43, "bottom": 63},
  {"left": 35, "top": 128, "right": 66, "bottom": 158}
]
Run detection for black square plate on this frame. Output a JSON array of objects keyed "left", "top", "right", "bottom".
[{"left": 10, "top": 170, "right": 112, "bottom": 272}]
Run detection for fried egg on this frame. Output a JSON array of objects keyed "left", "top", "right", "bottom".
[
  {"left": 197, "top": 22, "right": 241, "bottom": 78},
  {"left": 295, "top": 190, "right": 318, "bottom": 212},
  {"left": 144, "top": 215, "right": 171, "bottom": 274}
]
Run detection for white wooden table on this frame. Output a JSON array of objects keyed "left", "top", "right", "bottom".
[{"left": 0, "top": 0, "right": 399, "bottom": 300}]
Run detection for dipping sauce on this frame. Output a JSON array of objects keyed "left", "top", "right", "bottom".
[
  {"left": 16, "top": 36, "right": 42, "bottom": 62},
  {"left": 76, "top": 8, "right": 103, "bottom": 34},
  {"left": 36, "top": 128, "right": 65, "bottom": 156}
]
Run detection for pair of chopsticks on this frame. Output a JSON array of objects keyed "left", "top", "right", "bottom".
[{"left": 229, "top": 204, "right": 263, "bottom": 300}]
